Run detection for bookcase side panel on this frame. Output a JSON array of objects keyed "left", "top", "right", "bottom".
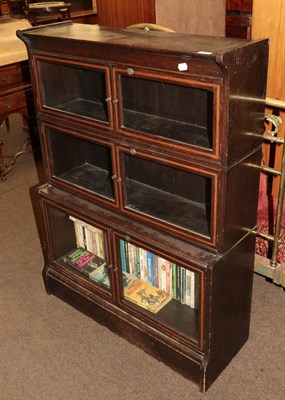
[{"left": 225, "top": 40, "right": 269, "bottom": 165}]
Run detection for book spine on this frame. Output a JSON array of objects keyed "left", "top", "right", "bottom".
[
  {"left": 97, "top": 229, "right": 105, "bottom": 259},
  {"left": 139, "top": 247, "right": 147, "bottom": 282},
  {"left": 85, "top": 228, "right": 95, "bottom": 254},
  {"left": 124, "top": 241, "right": 130, "bottom": 273},
  {"left": 153, "top": 255, "right": 158, "bottom": 287},
  {"left": 172, "top": 263, "right": 176, "bottom": 299},
  {"left": 176, "top": 265, "right": 181, "bottom": 302},
  {"left": 165, "top": 260, "right": 171, "bottom": 295},
  {"left": 134, "top": 246, "right": 140, "bottom": 277},
  {"left": 120, "top": 239, "right": 126, "bottom": 273},
  {"left": 185, "top": 269, "right": 192, "bottom": 306},
  {"left": 181, "top": 267, "right": 186, "bottom": 304},
  {"left": 158, "top": 257, "right": 167, "bottom": 292},
  {"left": 147, "top": 252, "right": 155, "bottom": 286},
  {"left": 190, "top": 270, "right": 197, "bottom": 309},
  {"left": 129, "top": 243, "right": 136, "bottom": 275}
]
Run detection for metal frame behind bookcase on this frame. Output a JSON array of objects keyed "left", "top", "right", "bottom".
[{"left": 254, "top": 97, "right": 285, "bottom": 287}]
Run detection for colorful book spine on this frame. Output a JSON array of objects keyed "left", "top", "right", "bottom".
[
  {"left": 139, "top": 247, "right": 148, "bottom": 282},
  {"left": 120, "top": 239, "right": 126, "bottom": 272},
  {"left": 69, "top": 216, "right": 105, "bottom": 259},
  {"left": 117, "top": 241, "right": 201, "bottom": 309},
  {"left": 147, "top": 251, "right": 155, "bottom": 286},
  {"left": 172, "top": 263, "right": 177, "bottom": 299}
]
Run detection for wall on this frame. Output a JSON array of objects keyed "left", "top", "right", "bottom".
[
  {"left": 155, "top": 0, "right": 225, "bottom": 36},
  {"left": 252, "top": 0, "right": 285, "bottom": 194}
]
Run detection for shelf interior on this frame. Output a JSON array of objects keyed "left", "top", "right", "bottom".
[
  {"left": 120, "top": 74, "right": 213, "bottom": 149},
  {"left": 56, "top": 98, "right": 108, "bottom": 122},
  {"left": 47, "top": 127, "right": 114, "bottom": 199},
  {"left": 59, "top": 163, "right": 114, "bottom": 199},
  {"left": 123, "top": 154, "right": 212, "bottom": 237},
  {"left": 123, "top": 109, "right": 211, "bottom": 149},
  {"left": 126, "top": 179, "right": 211, "bottom": 237},
  {"left": 38, "top": 60, "right": 109, "bottom": 122}
]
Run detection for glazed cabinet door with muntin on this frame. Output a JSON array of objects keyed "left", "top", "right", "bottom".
[
  {"left": 43, "top": 201, "right": 114, "bottom": 298},
  {"left": 113, "top": 66, "right": 221, "bottom": 161},
  {"left": 116, "top": 146, "right": 219, "bottom": 248},
  {"left": 114, "top": 233, "right": 203, "bottom": 348},
  {"left": 33, "top": 56, "right": 113, "bottom": 130},
  {"left": 41, "top": 121, "right": 119, "bottom": 208}
]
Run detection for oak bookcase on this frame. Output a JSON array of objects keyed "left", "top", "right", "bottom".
[{"left": 18, "top": 22, "right": 268, "bottom": 392}]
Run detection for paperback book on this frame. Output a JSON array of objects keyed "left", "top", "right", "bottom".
[
  {"left": 59, "top": 247, "right": 106, "bottom": 277},
  {"left": 90, "top": 267, "right": 111, "bottom": 289},
  {"left": 124, "top": 280, "right": 172, "bottom": 314}
]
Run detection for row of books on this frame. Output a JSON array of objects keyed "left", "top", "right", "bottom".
[
  {"left": 69, "top": 216, "right": 105, "bottom": 259},
  {"left": 120, "top": 240, "right": 199, "bottom": 310},
  {"left": 58, "top": 217, "right": 199, "bottom": 312},
  {"left": 59, "top": 216, "right": 110, "bottom": 289}
]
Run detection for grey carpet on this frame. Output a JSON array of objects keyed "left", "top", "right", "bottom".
[{"left": 0, "top": 120, "right": 284, "bottom": 400}]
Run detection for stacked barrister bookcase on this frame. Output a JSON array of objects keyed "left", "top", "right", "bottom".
[{"left": 18, "top": 22, "right": 268, "bottom": 392}]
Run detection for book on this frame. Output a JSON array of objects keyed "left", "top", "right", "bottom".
[
  {"left": 124, "top": 280, "right": 172, "bottom": 314},
  {"left": 190, "top": 270, "right": 200, "bottom": 309},
  {"left": 90, "top": 267, "right": 110, "bottom": 289},
  {"left": 120, "top": 239, "right": 126, "bottom": 272},
  {"left": 185, "top": 269, "right": 192, "bottom": 306},
  {"left": 59, "top": 247, "right": 106, "bottom": 277},
  {"left": 122, "top": 271, "right": 138, "bottom": 288},
  {"left": 172, "top": 263, "right": 177, "bottom": 299},
  {"left": 157, "top": 256, "right": 167, "bottom": 292},
  {"left": 139, "top": 247, "right": 148, "bottom": 282},
  {"left": 147, "top": 251, "right": 155, "bottom": 286},
  {"left": 181, "top": 267, "right": 186, "bottom": 304}
]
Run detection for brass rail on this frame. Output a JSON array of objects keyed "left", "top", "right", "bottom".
[{"left": 255, "top": 98, "right": 285, "bottom": 287}]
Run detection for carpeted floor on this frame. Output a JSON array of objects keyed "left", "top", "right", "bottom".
[{"left": 0, "top": 118, "right": 284, "bottom": 400}]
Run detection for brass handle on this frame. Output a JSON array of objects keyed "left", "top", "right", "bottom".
[
  {"left": 127, "top": 68, "right": 134, "bottom": 75},
  {"left": 130, "top": 148, "right": 136, "bottom": 155}
]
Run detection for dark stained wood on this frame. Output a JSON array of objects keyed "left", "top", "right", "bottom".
[
  {"left": 0, "top": 60, "right": 34, "bottom": 180},
  {"left": 18, "top": 24, "right": 268, "bottom": 392},
  {"left": 226, "top": 0, "right": 252, "bottom": 13},
  {"left": 226, "top": 0, "right": 253, "bottom": 39},
  {"left": 96, "top": 0, "right": 155, "bottom": 28}
]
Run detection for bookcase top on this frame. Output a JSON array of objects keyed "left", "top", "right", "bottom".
[{"left": 17, "top": 21, "right": 267, "bottom": 62}]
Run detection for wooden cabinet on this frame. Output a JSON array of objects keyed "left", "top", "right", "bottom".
[
  {"left": 18, "top": 22, "right": 268, "bottom": 392},
  {"left": 0, "top": 19, "right": 34, "bottom": 180},
  {"left": 0, "top": 60, "right": 34, "bottom": 179}
]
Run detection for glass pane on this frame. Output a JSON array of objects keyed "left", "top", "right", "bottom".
[
  {"left": 119, "top": 239, "right": 201, "bottom": 341},
  {"left": 47, "top": 205, "right": 111, "bottom": 292},
  {"left": 47, "top": 127, "right": 114, "bottom": 200},
  {"left": 121, "top": 75, "right": 213, "bottom": 149},
  {"left": 38, "top": 60, "right": 109, "bottom": 123},
  {"left": 123, "top": 154, "right": 212, "bottom": 237}
]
